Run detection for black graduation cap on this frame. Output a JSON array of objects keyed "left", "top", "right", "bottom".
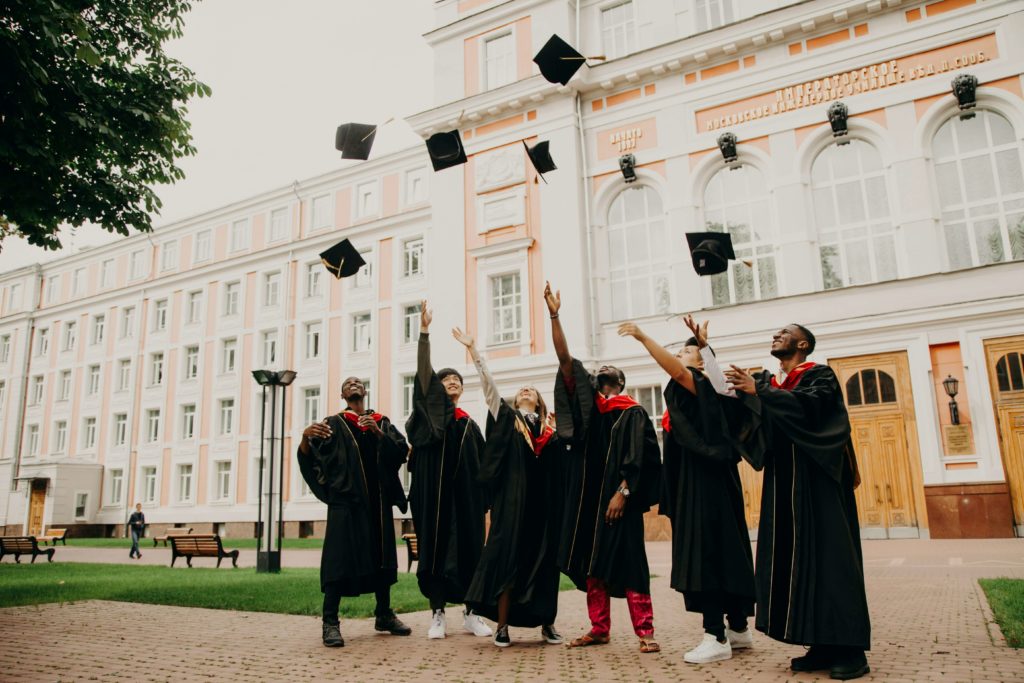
[
  {"left": 685, "top": 232, "right": 736, "bottom": 276},
  {"left": 334, "top": 123, "right": 377, "bottom": 160},
  {"left": 425, "top": 130, "right": 467, "bottom": 172},
  {"left": 522, "top": 140, "right": 556, "bottom": 183},
  {"left": 319, "top": 239, "right": 366, "bottom": 279},
  {"left": 533, "top": 34, "right": 604, "bottom": 86}
]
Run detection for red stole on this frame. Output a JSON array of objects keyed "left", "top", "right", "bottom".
[
  {"left": 771, "top": 362, "right": 816, "bottom": 391},
  {"left": 454, "top": 407, "right": 470, "bottom": 421},
  {"left": 531, "top": 425, "right": 555, "bottom": 456},
  {"left": 341, "top": 410, "right": 383, "bottom": 431},
  {"left": 595, "top": 392, "right": 639, "bottom": 413},
  {"left": 661, "top": 409, "right": 672, "bottom": 433}
]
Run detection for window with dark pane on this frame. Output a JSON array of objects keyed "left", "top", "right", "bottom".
[
  {"left": 997, "top": 352, "right": 1024, "bottom": 392},
  {"left": 862, "top": 369, "right": 879, "bottom": 404},
  {"left": 845, "top": 374, "right": 863, "bottom": 406},
  {"left": 878, "top": 371, "right": 897, "bottom": 403}
]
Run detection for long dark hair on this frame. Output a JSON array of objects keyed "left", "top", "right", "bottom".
[{"left": 513, "top": 386, "right": 548, "bottom": 425}]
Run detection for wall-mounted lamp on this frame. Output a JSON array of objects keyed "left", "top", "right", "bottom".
[
  {"left": 942, "top": 374, "right": 961, "bottom": 426},
  {"left": 619, "top": 153, "right": 637, "bottom": 183},
  {"left": 952, "top": 73, "right": 978, "bottom": 120},
  {"left": 716, "top": 132, "right": 738, "bottom": 164},
  {"left": 827, "top": 101, "right": 850, "bottom": 144}
]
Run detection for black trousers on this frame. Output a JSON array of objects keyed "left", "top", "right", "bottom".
[
  {"left": 702, "top": 592, "right": 748, "bottom": 639},
  {"left": 323, "top": 582, "right": 392, "bottom": 625}
]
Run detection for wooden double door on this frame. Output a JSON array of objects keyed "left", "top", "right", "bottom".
[
  {"left": 984, "top": 336, "right": 1024, "bottom": 531},
  {"left": 738, "top": 352, "right": 924, "bottom": 538},
  {"left": 28, "top": 479, "right": 47, "bottom": 536}
]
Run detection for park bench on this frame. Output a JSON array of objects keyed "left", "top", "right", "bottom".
[
  {"left": 401, "top": 533, "right": 418, "bottom": 572},
  {"left": 170, "top": 534, "right": 239, "bottom": 568},
  {"left": 36, "top": 528, "right": 67, "bottom": 546},
  {"left": 0, "top": 536, "right": 55, "bottom": 563},
  {"left": 152, "top": 527, "right": 193, "bottom": 547}
]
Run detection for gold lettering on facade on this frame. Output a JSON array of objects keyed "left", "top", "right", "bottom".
[{"left": 608, "top": 127, "right": 644, "bottom": 152}]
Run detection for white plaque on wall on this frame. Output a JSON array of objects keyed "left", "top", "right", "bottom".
[
  {"left": 474, "top": 146, "right": 525, "bottom": 193},
  {"left": 477, "top": 187, "right": 526, "bottom": 233}
]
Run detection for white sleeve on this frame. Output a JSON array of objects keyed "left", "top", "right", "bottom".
[
  {"left": 471, "top": 349, "right": 503, "bottom": 419},
  {"left": 701, "top": 346, "right": 736, "bottom": 397}
]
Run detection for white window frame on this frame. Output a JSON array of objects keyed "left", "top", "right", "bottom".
[
  {"left": 150, "top": 352, "right": 164, "bottom": 386},
  {"left": 74, "top": 491, "right": 89, "bottom": 519},
  {"left": 263, "top": 271, "right": 281, "bottom": 308},
  {"left": 82, "top": 416, "right": 97, "bottom": 450},
  {"left": 87, "top": 364, "right": 100, "bottom": 395},
  {"left": 176, "top": 463, "right": 194, "bottom": 503},
  {"left": 187, "top": 291, "right": 203, "bottom": 324},
  {"left": 352, "top": 248, "right": 373, "bottom": 289},
  {"left": 214, "top": 461, "right": 233, "bottom": 501},
  {"left": 605, "top": 185, "right": 672, "bottom": 320},
  {"left": 91, "top": 314, "right": 105, "bottom": 345},
  {"left": 303, "top": 387, "right": 321, "bottom": 425},
  {"left": 109, "top": 469, "right": 124, "bottom": 505},
  {"left": 305, "top": 262, "right": 322, "bottom": 298},
  {"left": 269, "top": 206, "right": 290, "bottom": 243},
  {"left": 402, "top": 303, "right": 421, "bottom": 344},
  {"left": 62, "top": 321, "right": 77, "bottom": 351},
  {"left": 221, "top": 338, "right": 237, "bottom": 374},
  {"left": 54, "top": 420, "right": 68, "bottom": 453},
  {"left": 352, "top": 312, "right": 372, "bottom": 353},
  {"left": 36, "top": 328, "right": 49, "bottom": 356},
  {"left": 114, "top": 413, "right": 128, "bottom": 446},
  {"left": 161, "top": 240, "right": 179, "bottom": 272},
  {"left": 101, "top": 259, "right": 114, "bottom": 288},
  {"left": 194, "top": 229, "right": 212, "bottom": 263},
  {"left": 404, "top": 167, "right": 428, "bottom": 205},
  {"left": 694, "top": 0, "right": 735, "bottom": 33},
  {"left": 181, "top": 404, "right": 196, "bottom": 440},
  {"left": 142, "top": 466, "right": 158, "bottom": 504},
  {"left": 184, "top": 346, "right": 199, "bottom": 380},
  {"left": 402, "top": 237, "right": 424, "bottom": 278},
  {"left": 355, "top": 180, "right": 380, "bottom": 219},
  {"left": 27, "top": 424, "right": 40, "bottom": 455},
  {"left": 153, "top": 299, "right": 168, "bottom": 332},
  {"left": 223, "top": 282, "right": 240, "bottom": 317},
  {"left": 120, "top": 307, "right": 135, "bottom": 339},
  {"left": 46, "top": 275, "right": 60, "bottom": 304},
  {"left": 146, "top": 409, "right": 161, "bottom": 443},
  {"left": 57, "top": 371, "right": 70, "bottom": 401},
  {"left": 129, "top": 249, "right": 146, "bottom": 280},
  {"left": 262, "top": 330, "right": 278, "bottom": 366},
  {"left": 305, "top": 321, "right": 322, "bottom": 360},
  {"left": 490, "top": 272, "right": 523, "bottom": 345},
  {"left": 219, "top": 398, "right": 235, "bottom": 436},
  {"left": 481, "top": 29, "right": 515, "bottom": 91},
  {"left": 230, "top": 218, "right": 250, "bottom": 252},
  {"left": 311, "top": 193, "right": 333, "bottom": 231},
  {"left": 601, "top": 0, "right": 637, "bottom": 60},
  {"left": 72, "top": 268, "right": 85, "bottom": 297},
  {"left": 0, "top": 334, "right": 10, "bottom": 363},
  {"left": 118, "top": 359, "right": 131, "bottom": 391}
]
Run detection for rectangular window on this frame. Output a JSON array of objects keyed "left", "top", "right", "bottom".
[
  {"left": 142, "top": 466, "right": 158, "bottom": 504},
  {"left": 101, "top": 259, "right": 114, "bottom": 288},
  {"left": 146, "top": 409, "right": 160, "bottom": 443},
  {"left": 483, "top": 32, "right": 515, "bottom": 90},
  {"left": 403, "top": 238, "right": 424, "bottom": 277},
  {"left": 311, "top": 194, "right": 332, "bottom": 230},
  {"left": 27, "top": 424, "right": 40, "bottom": 455},
  {"left": 54, "top": 420, "right": 68, "bottom": 452},
  {"left": 31, "top": 375, "right": 45, "bottom": 404},
  {"left": 230, "top": 219, "right": 250, "bottom": 252},
  {"left": 83, "top": 417, "right": 97, "bottom": 449},
  {"left": 58, "top": 370, "right": 71, "bottom": 400},
  {"left": 695, "top": 0, "right": 734, "bottom": 32},
  {"left": 405, "top": 167, "right": 428, "bottom": 204},
  {"left": 45, "top": 275, "right": 60, "bottom": 304},
  {"left": 224, "top": 282, "right": 240, "bottom": 316},
  {"left": 87, "top": 364, "right": 100, "bottom": 395},
  {"left": 184, "top": 346, "right": 199, "bottom": 380},
  {"left": 161, "top": 241, "right": 178, "bottom": 271},
  {"left": 120, "top": 306, "right": 135, "bottom": 338},
  {"left": 402, "top": 375, "right": 415, "bottom": 418},
  {"left": 305, "top": 322, "right": 322, "bottom": 360},
  {"left": 361, "top": 378, "right": 372, "bottom": 410},
  {"left": 62, "top": 321, "right": 77, "bottom": 351},
  {"left": 130, "top": 250, "right": 145, "bottom": 280},
  {"left": 110, "top": 469, "right": 124, "bottom": 505},
  {"left": 303, "top": 387, "right": 321, "bottom": 425},
  {"left": 177, "top": 463, "right": 193, "bottom": 502},
  {"left": 151, "top": 352, "right": 164, "bottom": 385},
  {"left": 74, "top": 492, "right": 88, "bottom": 518},
  {"left": 91, "top": 314, "right": 105, "bottom": 345},
  {"left": 352, "top": 313, "right": 371, "bottom": 352},
  {"left": 182, "top": 404, "right": 196, "bottom": 440},
  {"left": 187, "top": 291, "right": 202, "bottom": 324},
  {"left": 403, "top": 303, "right": 421, "bottom": 344},
  {"left": 269, "top": 207, "right": 289, "bottom": 242},
  {"left": 353, "top": 249, "right": 373, "bottom": 288},
  {"left": 305, "top": 263, "right": 322, "bottom": 298},
  {"left": 114, "top": 413, "right": 127, "bottom": 446},
  {"left": 602, "top": 1, "right": 637, "bottom": 59},
  {"left": 154, "top": 299, "right": 168, "bottom": 331},
  {"left": 219, "top": 399, "right": 235, "bottom": 435},
  {"left": 491, "top": 272, "right": 522, "bottom": 344},
  {"left": 262, "top": 331, "right": 277, "bottom": 366},
  {"left": 263, "top": 272, "right": 281, "bottom": 307},
  {"left": 36, "top": 328, "right": 49, "bottom": 356},
  {"left": 634, "top": 385, "right": 666, "bottom": 438},
  {"left": 0, "top": 334, "right": 10, "bottom": 363},
  {"left": 7, "top": 283, "right": 22, "bottom": 310},
  {"left": 221, "top": 338, "right": 237, "bottom": 373},
  {"left": 194, "top": 229, "right": 212, "bottom": 262},
  {"left": 356, "top": 181, "right": 379, "bottom": 218},
  {"left": 72, "top": 268, "right": 85, "bottom": 297},
  {"left": 216, "top": 461, "right": 232, "bottom": 500},
  {"left": 0, "top": 380, "right": 4, "bottom": 410},
  {"left": 118, "top": 359, "right": 131, "bottom": 391}
]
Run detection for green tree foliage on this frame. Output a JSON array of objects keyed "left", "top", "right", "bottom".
[{"left": 0, "top": 0, "right": 211, "bottom": 251}]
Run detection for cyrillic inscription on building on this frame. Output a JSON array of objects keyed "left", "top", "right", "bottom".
[{"left": 596, "top": 118, "right": 658, "bottom": 160}]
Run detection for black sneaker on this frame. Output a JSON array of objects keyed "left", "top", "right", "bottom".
[
  {"left": 322, "top": 622, "right": 344, "bottom": 647},
  {"left": 494, "top": 625, "right": 511, "bottom": 648},
  {"left": 791, "top": 645, "right": 833, "bottom": 672},
  {"left": 541, "top": 624, "right": 563, "bottom": 644},
  {"left": 830, "top": 650, "right": 869, "bottom": 680},
  {"left": 375, "top": 611, "right": 412, "bottom": 636}
]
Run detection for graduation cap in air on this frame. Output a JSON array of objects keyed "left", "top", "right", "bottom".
[
  {"left": 685, "top": 232, "right": 736, "bottom": 276},
  {"left": 319, "top": 239, "right": 366, "bottom": 279},
  {"left": 425, "top": 130, "right": 467, "bottom": 172},
  {"left": 522, "top": 140, "right": 556, "bottom": 183},
  {"left": 335, "top": 123, "right": 378, "bottom": 160},
  {"left": 533, "top": 34, "right": 605, "bottom": 86}
]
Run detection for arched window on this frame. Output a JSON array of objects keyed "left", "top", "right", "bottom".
[
  {"left": 845, "top": 369, "right": 897, "bottom": 406},
  {"left": 703, "top": 165, "right": 778, "bottom": 305},
  {"left": 606, "top": 185, "right": 670, "bottom": 320},
  {"left": 932, "top": 110, "right": 1024, "bottom": 270},
  {"left": 810, "top": 140, "right": 897, "bottom": 289},
  {"left": 995, "top": 352, "right": 1024, "bottom": 393}
]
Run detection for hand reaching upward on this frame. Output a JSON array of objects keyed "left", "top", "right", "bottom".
[
  {"left": 451, "top": 327, "right": 475, "bottom": 350},
  {"left": 683, "top": 315, "right": 709, "bottom": 348},
  {"left": 420, "top": 299, "right": 432, "bottom": 332},
  {"left": 544, "top": 281, "right": 561, "bottom": 316}
]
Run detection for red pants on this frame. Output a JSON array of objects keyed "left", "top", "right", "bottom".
[{"left": 586, "top": 577, "right": 654, "bottom": 637}]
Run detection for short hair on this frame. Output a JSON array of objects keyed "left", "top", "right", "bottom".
[
  {"left": 792, "top": 324, "right": 816, "bottom": 355},
  {"left": 598, "top": 366, "right": 626, "bottom": 390},
  {"left": 437, "top": 368, "right": 463, "bottom": 385},
  {"left": 684, "top": 337, "right": 716, "bottom": 357}
]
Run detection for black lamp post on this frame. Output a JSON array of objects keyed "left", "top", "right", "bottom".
[
  {"left": 252, "top": 369, "right": 296, "bottom": 573},
  {"left": 942, "top": 374, "right": 960, "bottom": 426}
]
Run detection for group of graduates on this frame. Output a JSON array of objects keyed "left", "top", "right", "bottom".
[{"left": 296, "top": 283, "right": 872, "bottom": 681}]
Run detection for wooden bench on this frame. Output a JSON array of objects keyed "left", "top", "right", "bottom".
[
  {"left": 36, "top": 528, "right": 67, "bottom": 546},
  {"left": 152, "top": 527, "right": 193, "bottom": 547},
  {"left": 401, "top": 533, "right": 418, "bottom": 572},
  {"left": 0, "top": 536, "right": 55, "bottom": 563},
  {"left": 170, "top": 534, "right": 239, "bottom": 568}
]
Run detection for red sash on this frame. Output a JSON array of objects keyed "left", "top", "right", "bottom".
[
  {"left": 454, "top": 407, "right": 470, "bottom": 421},
  {"left": 771, "top": 362, "right": 816, "bottom": 391},
  {"left": 661, "top": 409, "right": 672, "bottom": 433},
  {"left": 341, "top": 411, "right": 383, "bottom": 431},
  {"left": 531, "top": 425, "right": 555, "bottom": 456},
  {"left": 595, "top": 392, "right": 639, "bottom": 413}
]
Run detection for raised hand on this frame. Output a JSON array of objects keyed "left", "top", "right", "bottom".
[
  {"left": 302, "top": 420, "right": 332, "bottom": 442},
  {"left": 543, "top": 281, "right": 561, "bottom": 316},
  {"left": 617, "top": 322, "right": 646, "bottom": 342},
  {"left": 420, "top": 299, "right": 432, "bottom": 331},
  {"left": 683, "top": 315, "right": 709, "bottom": 348},
  {"left": 451, "top": 326, "right": 475, "bottom": 349},
  {"left": 725, "top": 364, "right": 756, "bottom": 395}
]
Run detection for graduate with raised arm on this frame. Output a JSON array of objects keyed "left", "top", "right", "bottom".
[
  {"left": 405, "top": 301, "right": 492, "bottom": 640},
  {"left": 545, "top": 282, "right": 663, "bottom": 654},
  {"left": 618, "top": 316, "right": 761, "bottom": 664},
  {"left": 725, "top": 325, "right": 870, "bottom": 681},
  {"left": 454, "top": 328, "right": 565, "bottom": 649},
  {"left": 296, "top": 377, "right": 412, "bottom": 648}
]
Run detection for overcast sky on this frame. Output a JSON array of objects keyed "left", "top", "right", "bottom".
[{"left": 0, "top": 0, "right": 435, "bottom": 272}]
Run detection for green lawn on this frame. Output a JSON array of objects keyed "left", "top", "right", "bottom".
[
  {"left": 979, "top": 578, "right": 1024, "bottom": 648},
  {"left": 63, "top": 537, "right": 327, "bottom": 550},
  {"left": 0, "top": 562, "right": 576, "bottom": 618}
]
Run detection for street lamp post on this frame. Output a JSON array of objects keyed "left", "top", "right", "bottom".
[
  {"left": 252, "top": 369, "right": 296, "bottom": 573},
  {"left": 942, "top": 374, "right": 961, "bottom": 426}
]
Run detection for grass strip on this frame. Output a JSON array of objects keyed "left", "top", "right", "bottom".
[{"left": 979, "top": 578, "right": 1024, "bottom": 648}]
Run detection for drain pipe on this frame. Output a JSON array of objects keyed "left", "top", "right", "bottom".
[
  {"left": 574, "top": 2, "right": 600, "bottom": 359},
  {"left": 9, "top": 264, "right": 42, "bottom": 495}
]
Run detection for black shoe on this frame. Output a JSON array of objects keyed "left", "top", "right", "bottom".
[
  {"left": 493, "top": 625, "right": 511, "bottom": 648},
  {"left": 374, "top": 611, "right": 412, "bottom": 636},
  {"left": 541, "top": 624, "right": 563, "bottom": 644},
  {"left": 791, "top": 645, "right": 834, "bottom": 672},
  {"left": 830, "top": 651, "right": 869, "bottom": 680},
  {"left": 322, "top": 622, "right": 344, "bottom": 647}
]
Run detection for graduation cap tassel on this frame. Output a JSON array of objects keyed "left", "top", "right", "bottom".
[{"left": 360, "top": 117, "right": 394, "bottom": 143}]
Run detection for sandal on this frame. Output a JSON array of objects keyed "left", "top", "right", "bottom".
[
  {"left": 567, "top": 632, "right": 610, "bottom": 648},
  {"left": 639, "top": 638, "right": 661, "bottom": 654}
]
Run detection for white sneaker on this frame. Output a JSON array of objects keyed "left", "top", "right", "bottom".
[
  {"left": 428, "top": 609, "right": 446, "bottom": 639},
  {"left": 463, "top": 610, "right": 493, "bottom": 637},
  {"left": 683, "top": 633, "right": 732, "bottom": 664},
  {"left": 726, "top": 627, "right": 753, "bottom": 650}
]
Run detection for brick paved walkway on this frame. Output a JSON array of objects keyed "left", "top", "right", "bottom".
[{"left": 2, "top": 540, "right": 1023, "bottom": 682}]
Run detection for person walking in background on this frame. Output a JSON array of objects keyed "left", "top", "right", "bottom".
[{"left": 127, "top": 503, "right": 144, "bottom": 559}]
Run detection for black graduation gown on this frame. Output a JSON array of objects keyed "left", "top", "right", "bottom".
[
  {"left": 751, "top": 364, "right": 871, "bottom": 650},
  {"left": 465, "top": 402, "right": 563, "bottom": 627},
  {"left": 660, "top": 375, "right": 760, "bottom": 616},
  {"left": 405, "top": 349, "right": 487, "bottom": 604},
  {"left": 554, "top": 358, "right": 662, "bottom": 598},
  {"left": 296, "top": 413, "right": 408, "bottom": 594}
]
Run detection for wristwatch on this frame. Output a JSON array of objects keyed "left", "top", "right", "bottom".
[{"left": 617, "top": 486, "right": 631, "bottom": 498}]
